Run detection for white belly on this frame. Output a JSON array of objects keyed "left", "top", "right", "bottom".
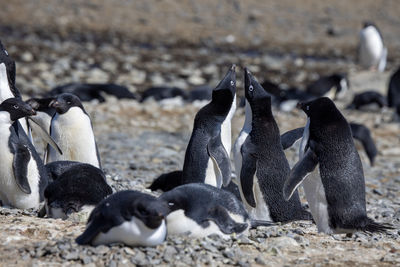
[
  {"left": 246, "top": 175, "right": 272, "bottom": 221},
  {"left": 302, "top": 169, "right": 332, "bottom": 234},
  {"left": 220, "top": 94, "right": 236, "bottom": 156},
  {"left": 0, "top": 124, "right": 40, "bottom": 209},
  {"left": 359, "top": 27, "right": 384, "bottom": 68},
  {"left": 48, "top": 108, "right": 99, "bottom": 167},
  {"left": 93, "top": 217, "right": 167, "bottom": 247},
  {"left": 0, "top": 63, "right": 14, "bottom": 102},
  {"left": 204, "top": 157, "right": 221, "bottom": 188},
  {"left": 233, "top": 130, "right": 248, "bottom": 182}
]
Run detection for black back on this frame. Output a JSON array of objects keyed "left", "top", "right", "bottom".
[
  {"left": 347, "top": 91, "right": 386, "bottom": 110},
  {"left": 181, "top": 65, "right": 235, "bottom": 184},
  {"left": 299, "top": 97, "right": 368, "bottom": 229},
  {"left": 141, "top": 86, "right": 187, "bottom": 102},
  {"left": 388, "top": 67, "right": 400, "bottom": 109},
  {"left": 306, "top": 73, "right": 347, "bottom": 97},
  {"left": 243, "top": 69, "right": 310, "bottom": 222}
]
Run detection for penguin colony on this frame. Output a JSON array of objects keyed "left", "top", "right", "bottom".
[{"left": 0, "top": 20, "right": 397, "bottom": 251}]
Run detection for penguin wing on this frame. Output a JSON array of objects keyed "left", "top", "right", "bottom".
[
  {"left": 350, "top": 123, "right": 377, "bottom": 166},
  {"left": 207, "top": 205, "right": 248, "bottom": 234},
  {"left": 207, "top": 132, "right": 232, "bottom": 187},
  {"left": 76, "top": 210, "right": 116, "bottom": 245},
  {"left": 280, "top": 127, "right": 304, "bottom": 150},
  {"left": 240, "top": 137, "right": 257, "bottom": 208},
  {"left": 283, "top": 149, "right": 318, "bottom": 201},
  {"left": 11, "top": 142, "right": 32, "bottom": 194},
  {"left": 27, "top": 117, "right": 63, "bottom": 155}
]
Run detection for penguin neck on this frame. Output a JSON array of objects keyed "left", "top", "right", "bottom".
[
  {"left": 241, "top": 100, "right": 252, "bottom": 132},
  {"left": 0, "top": 63, "right": 14, "bottom": 102},
  {"left": 210, "top": 90, "right": 234, "bottom": 117}
]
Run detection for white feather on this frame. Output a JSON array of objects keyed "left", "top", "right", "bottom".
[{"left": 359, "top": 26, "right": 386, "bottom": 71}]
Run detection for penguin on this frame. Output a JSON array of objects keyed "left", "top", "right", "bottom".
[
  {"left": 283, "top": 97, "right": 392, "bottom": 234},
  {"left": 140, "top": 86, "right": 187, "bottom": 102},
  {"left": 306, "top": 73, "right": 349, "bottom": 100},
  {"left": 76, "top": 190, "right": 169, "bottom": 247},
  {"left": 358, "top": 21, "right": 387, "bottom": 72},
  {"left": 48, "top": 83, "right": 137, "bottom": 102},
  {"left": 388, "top": 66, "right": 400, "bottom": 112},
  {"left": 40, "top": 161, "right": 112, "bottom": 219},
  {"left": 188, "top": 85, "right": 213, "bottom": 102},
  {"left": 346, "top": 91, "right": 387, "bottom": 110},
  {"left": 234, "top": 69, "right": 311, "bottom": 222},
  {"left": 26, "top": 97, "right": 55, "bottom": 133},
  {"left": 0, "top": 98, "right": 48, "bottom": 209},
  {"left": 181, "top": 65, "right": 236, "bottom": 187},
  {"left": 46, "top": 93, "right": 101, "bottom": 168},
  {"left": 159, "top": 183, "right": 274, "bottom": 238}
]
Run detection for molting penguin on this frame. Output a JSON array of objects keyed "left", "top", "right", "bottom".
[
  {"left": 46, "top": 93, "right": 101, "bottom": 168},
  {"left": 306, "top": 73, "right": 349, "bottom": 100},
  {"left": 283, "top": 97, "right": 392, "bottom": 234},
  {"left": 40, "top": 161, "right": 112, "bottom": 219},
  {"left": 76, "top": 190, "right": 169, "bottom": 247},
  {"left": 358, "top": 21, "right": 387, "bottom": 72},
  {"left": 181, "top": 65, "right": 236, "bottom": 187},
  {"left": 159, "top": 183, "right": 274, "bottom": 238},
  {"left": 235, "top": 69, "right": 311, "bottom": 222},
  {"left": 0, "top": 98, "right": 48, "bottom": 209}
]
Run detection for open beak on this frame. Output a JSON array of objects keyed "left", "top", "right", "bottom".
[{"left": 49, "top": 99, "right": 59, "bottom": 108}]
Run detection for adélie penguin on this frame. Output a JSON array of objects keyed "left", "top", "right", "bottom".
[
  {"left": 283, "top": 97, "right": 392, "bottom": 234},
  {"left": 358, "top": 21, "right": 387, "bottom": 72},
  {"left": 39, "top": 161, "right": 112, "bottom": 219},
  {"left": 76, "top": 190, "right": 169, "bottom": 247},
  {"left": 46, "top": 93, "right": 101, "bottom": 168},
  {"left": 159, "top": 183, "right": 274, "bottom": 238},
  {"left": 0, "top": 98, "right": 49, "bottom": 209},
  {"left": 234, "top": 69, "right": 311, "bottom": 222},
  {"left": 181, "top": 65, "right": 236, "bottom": 187}
]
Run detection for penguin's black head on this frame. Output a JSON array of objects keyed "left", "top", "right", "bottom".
[
  {"left": 244, "top": 68, "right": 272, "bottom": 117},
  {"left": 330, "top": 73, "right": 349, "bottom": 99},
  {"left": 211, "top": 64, "right": 236, "bottom": 109},
  {"left": 132, "top": 195, "right": 170, "bottom": 229},
  {"left": 363, "top": 21, "right": 376, "bottom": 29},
  {"left": 0, "top": 97, "right": 36, "bottom": 121},
  {"left": 50, "top": 93, "right": 84, "bottom": 114},
  {"left": 297, "top": 97, "right": 345, "bottom": 124}
]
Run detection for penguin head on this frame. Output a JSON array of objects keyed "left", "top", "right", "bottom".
[
  {"left": 330, "top": 73, "right": 349, "bottom": 99},
  {"left": 131, "top": 195, "right": 170, "bottom": 229},
  {"left": 0, "top": 41, "right": 17, "bottom": 88},
  {"left": 0, "top": 98, "right": 36, "bottom": 121},
  {"left": 50, "top": 93, "right": 84, "bottom": 114},
  {"left": 244, "top": 68, "right": 272, "bottom": 117},
  {"left": 211, "top": 64, "right": 236, "bottom": 109},
  {"left": 363, "top": 21, "right": 377, "bottom": 29},
  {"left": 297, "top": 97, "right": 346, "bottom": 126}
]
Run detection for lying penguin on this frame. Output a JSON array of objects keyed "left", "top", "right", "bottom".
[
  {"left": 39, "top": 161, "right": 112, "bottom": 219},
  {"left": 0, "top": 98, "right": 49, "bottom": 209},
  {"left": 283, "top": 97, "right": 392, "bottom": 234},
  {"left": 76, "top": 190, "right": 169, "bottom": 247},
  {"left": 46, "top": 93, "right": 101, "bottom": 168},
  {"left": 159, "top": 183, "right": 274, "bottom": 238}
]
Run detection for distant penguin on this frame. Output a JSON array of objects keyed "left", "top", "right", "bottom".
[
  {"left": 283, "top": 97, "right": 391, "bottom": 234},
  {"left": 306, "top": 73, "right": 349, "bottom": 100},
  {"left": 46, "top": 93, "right": 101, "bottom": 168},
  {"left": 388, "top": 66, "right": 400, "bottom": 114},
  {"left": 346, "top": 91, "right": 386, "bottom": 110},
  {"left": 40, "top": 161, "right": 112, "bottom": 219},
  {"left": 48, "top": 83, "right": 137, "bottom": 102},
  {"left": 76, "top": 190, "right": 169, "bottom": 247},
  {"left": 141, "top": 86, "right": 187, "bottom": 102},
  {"left": 0, "top": 98, "right": 48, "bottom": 209},
  {"left": 159, "top": 183, "right": 274, "bottom": 238},
  {"left": 234, "top": 69, "right": 311, "bottom": 222},
  {"left": 188, "top": 85, "right": 213, "bottom": 102},
  {"left": 349, "top": 123, "right": 378, "bottom": 166},
  {"left": 181, "top": 65, "right": 236, "bottom": 187},
  {"left": 358, "top": 21, "right": 387, "bottom": 72}
]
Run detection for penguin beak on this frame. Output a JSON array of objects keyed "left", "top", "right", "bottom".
[
  {"left": 49, "top": 99, "right": 59, "bottom": 108},
  {"left": 296, "top": 102, "right": 304, "bottom": 110}
]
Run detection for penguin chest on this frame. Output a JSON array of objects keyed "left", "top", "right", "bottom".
[
  {"left": 233, "top": 130, "right": 249, "bottom": 181},
  {"left": 220, "top": 94, "right": 236, "bottom": 155},
  {"left": 248, "top": 175, "right": 272, "bottom": 221},
  {"left": 302, "top": 169, "right": 332, "bottom": 234},
  {"left": 93, "top": 217, "right": 167, "bottom": 247},
  {"left": 204, "top": 157, "right": 222, "bottom": 188},
  {"left": 360, "top": 28, "right": 384, "bottom": 67},
  {"left": 49, "top": 109, "right": 99, "bottom": 167}
]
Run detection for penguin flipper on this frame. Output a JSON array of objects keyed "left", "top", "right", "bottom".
[
  {"left": 240, "top": 138, "right": 257, "bottom": 208},
  {"left": 283, "top": 149, "right": 318, "bottom": 201},
  {"left": 207, "top": 133, "right": 232, "bottom": 187},
  {"left": 280, "top": 127, "right": 304, "bottom": 150},
  {"left": 12, "top": 142, "right": 32, "bottom": 194},
  {"left": 27, "top": 117, "right": 63, "bottom": 155},
  {"left": 350, "top": 123, "right": 377, "bottom": 166},
  {"left": 76, "top": 219, "right": 104, "bottom": 245},
  {"left": 207, "top": 205, "right": 248, "bottom": 234}
]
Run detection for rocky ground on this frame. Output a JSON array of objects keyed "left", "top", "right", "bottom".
[{"left": 1, "top": 1, "right": 400, "bottom": 266}]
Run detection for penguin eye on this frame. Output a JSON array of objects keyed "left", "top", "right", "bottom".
[
  {"left": 13, "top": 104, "right": 19, "bottom": 109},
  {"left": 168, "top": 202, "right": 175, "bottom": 207},
  {"left": 138, "top": 206, "right": 149, "bottom": 216},
  {"left": 249, "top": 85, "right": 254, "bottom": 92},
  {"left": 67, "top": 101, "right": 71, "bottom": 105},
  {"left": 230, "top": 80, "right": 234, "bottom": 86}
]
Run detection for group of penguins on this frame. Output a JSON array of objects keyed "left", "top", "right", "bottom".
[{"left": 0, "top": 20, "right": 398, "bottom": 248}]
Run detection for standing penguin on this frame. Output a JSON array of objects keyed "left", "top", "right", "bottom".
[
  {"left": 46, "top": 93, "right": 101, "bottom": 168},
  {"left": 236, "top": 69, "right": 310, "bottom": 222},
  {"left": 283, "top": 97, "right": 391, "bottom": 234},
  {"left": 0, "top": 98, "right": 48, "bottom": 209},
  {"left": 181, "top": 65, "right": 236, "bottom": 187},
  {"left": 76, "top": 190, "right": 169, "bottom": 247},
  {"left": 358, "top": 21, "right": 387, "bottom": 72}
]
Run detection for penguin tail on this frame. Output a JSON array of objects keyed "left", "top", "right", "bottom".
[
  {"left": 250, "top": 220, "right": 276, "bottom": 229},
  {"left": 361, "top": 218, "right": 393, "bottom": 233},
  {"left": 148, "top": 170, "right": 183, "bottom": 192}
]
